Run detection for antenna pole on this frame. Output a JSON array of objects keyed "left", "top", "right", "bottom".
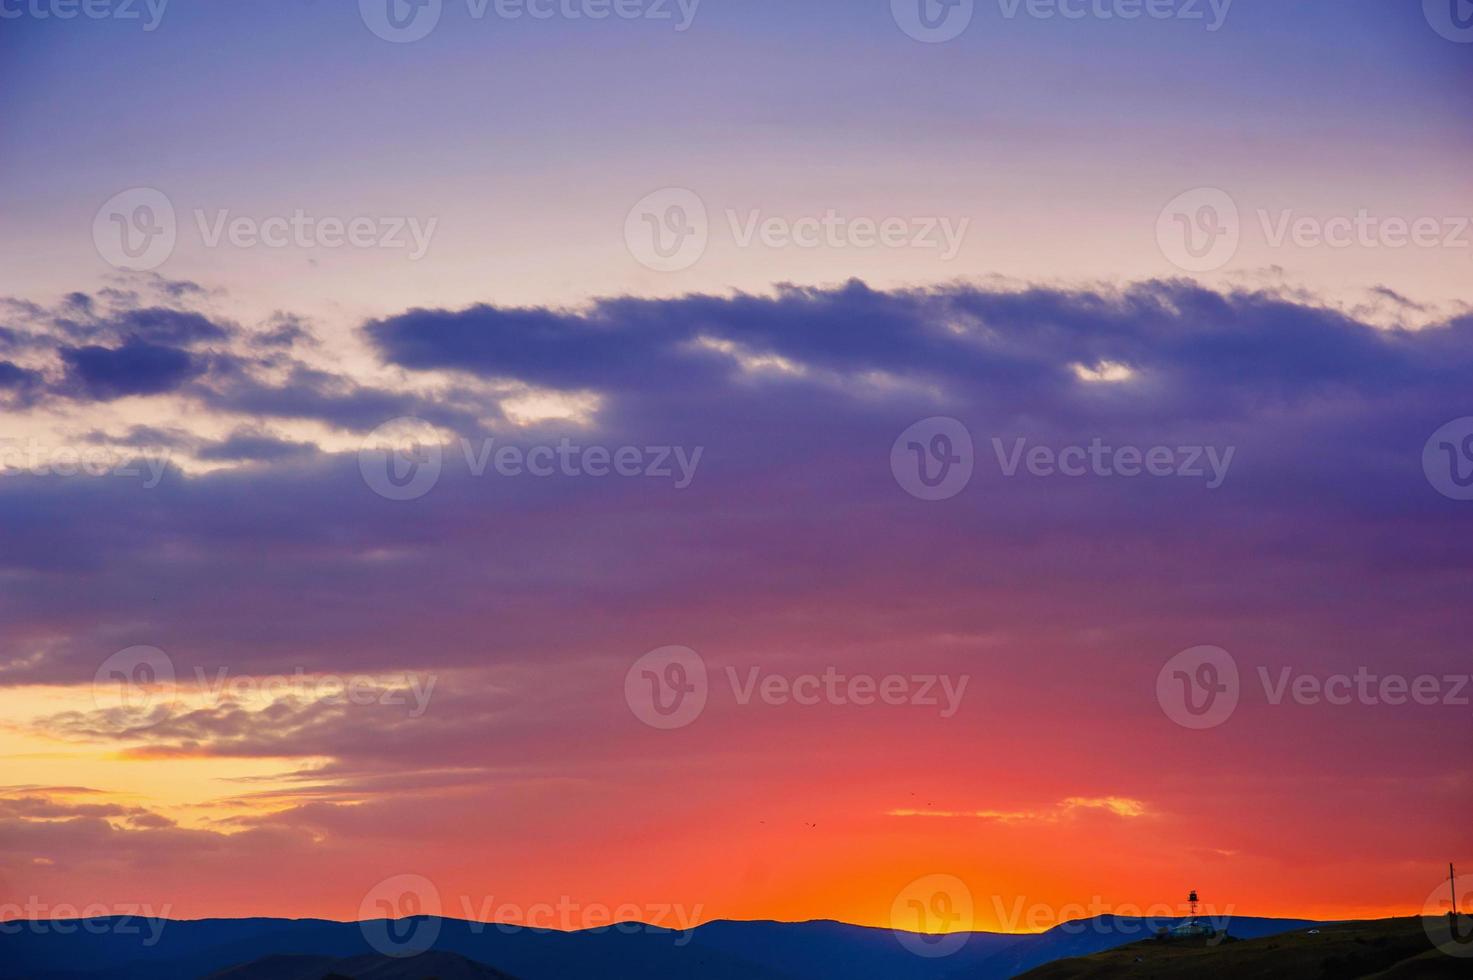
[{"left": 1452, "top": 863, "right": 1459, "bottom": 919}]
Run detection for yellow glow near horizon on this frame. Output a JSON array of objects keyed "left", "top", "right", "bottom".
[{"left": 0, "top": 684, "right": 328, "bottom": 830}]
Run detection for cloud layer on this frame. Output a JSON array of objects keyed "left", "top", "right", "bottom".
[{"left": 1, "top": 274, "right": 1469, "bottom": 926}]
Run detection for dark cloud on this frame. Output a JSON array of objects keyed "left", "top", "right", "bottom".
[
  {"left": 98, "top": 272, "right": 209, "bottom": 304},
  {"left": 0, "top": 795, "right": 150, "bottom": 821},
  {"left": 1369, "top": 285, "right": 1429, "bottom": 312},
  {"left": 197, "top": 430, "right": 320, "bottom": 463},
  {"left": 252, "top": 313, "right": 317, "bottom": 349},
  {"left": 58, "top": 338, "right": 202, "bottom": 401},
  {"left": 81, "top": 424, "right": 197, "bottom": 450},
  {"left": 365, "top": 302, "right": 695, "bottom": 389},
  {"left": 145, "top": 274, "right": 208, "bottom": 300},
  {"left": 113, "top": 307, "right": 233, "bottom": 346},
  {"left": 0, "top": 360, "right": 41, "bottom": 389},
  {"left": 366, "top": 280, "right": 1471, "bottom": 413},
  {"left": 0, "top": 297, "right": 48, "bottom": 321},
  {"left": 61, "top": 292, "right": 94, "bottom": 314},
  {"left": 31, "top": 689, "right": 448, "bottom": 761},
  {"left": 200, "top": 363, "right": 492, "bottom": 434},
  {"left": 1, "top": 276, "right": 492, "bottom": 431}
]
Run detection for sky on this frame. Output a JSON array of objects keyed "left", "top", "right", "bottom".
[{"left": 0, "top": 0, "right": 1471, "bottom": 939}]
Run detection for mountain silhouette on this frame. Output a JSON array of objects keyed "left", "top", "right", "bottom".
[
  {"left": 0, "top": 913, "right": 1322, "bottom": 979},
  {"left": 205, "top": 950, "right": 518, "bottom": 979}
]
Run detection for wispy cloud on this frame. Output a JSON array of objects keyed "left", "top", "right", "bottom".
[{"left": 888, "top": 797, "right": 1149, "bottom": 824}]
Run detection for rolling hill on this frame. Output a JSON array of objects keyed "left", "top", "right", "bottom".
[{"left": 1014, "top": 917, "right": 1466, "bottom": 979}]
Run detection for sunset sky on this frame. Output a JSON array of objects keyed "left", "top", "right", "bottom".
[{"left": 1, "top": 0, "right": 1471, "bottom": 935}]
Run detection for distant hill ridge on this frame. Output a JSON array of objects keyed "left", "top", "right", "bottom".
[{"left": 0, "top": 912, "right": 1325, "bottom": 980}]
